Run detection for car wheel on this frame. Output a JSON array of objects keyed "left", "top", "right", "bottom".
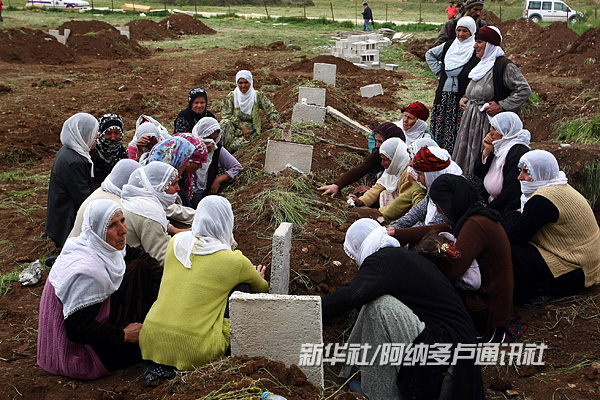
[
  {"left": 529, "top": 15, "right": 541, "bottom": 23},
  {"left": 66, "top": 4, "right": 74, "bottom": 7},
  {"left": 568, "top": 16, "right": 578, "bottom": 24}
]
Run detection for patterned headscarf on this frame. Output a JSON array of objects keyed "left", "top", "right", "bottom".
[
  {"left": 187, "top": 87, "right": 209, "bottom": 118},
  {"left": 96, "top": 113, "right": 125, "bottom": 169},
  {"left": 139, "top": 136, "right": 195, "bottom": 169},
  {"left": 402, "top": 102, "right": 430, "bottom": 121},
  {"left": 412, "top": 146, "right": 451, "bottom": 172},
  {"left": 173, "top": 133, "right": 209, "bottom": 199}
]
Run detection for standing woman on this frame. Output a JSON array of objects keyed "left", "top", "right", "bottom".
[
  {"left": 46, "top": 113, "right": 99, "bottom": 248},
  {"left": 220, "top": 70, "right": 279, "bottom": 154},
  {"left": 91, "top": 114, "right": 128, "bottom": 186},
  {"left": 426, "top": 16, "right": 479, "bottom": 155},
  {"left": 453, "top": 26, "right": 531, "bottom": 175},
  {"left": 502, "top": 150, "right": 600, "bottom": 305},
  {"left": 173, "top": 88, "right": 217, "bottom": 135},
  {"left": 473, "top": 111, "right": 530, "bottom": 211}
]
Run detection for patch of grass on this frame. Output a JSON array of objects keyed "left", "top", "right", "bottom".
[
  {"left": 142, "top": 98, "right": 160, "bottom": 107},
  {"left": 0, "top": 263, "right": 25, "bottom": 295},
  {"left": 529, "top": 92, "right": 545, "bottom": 106},
  {"left": 581, "top": 160, "right": 600, "bottom": 207},
  {"left": 8, "top": 188, "right": 39, "bottom": 199},
  {"left": 0, "top": 169, "right": 28, "bottom": 182},
  {"left": 0, "top": 148, "right": 34, "bottom": 166},
  {"left": 584, "top": 58, "right": 596, "bottom": 65},
  {"left": 553, "top": 111, "right": 600, "bottom": 144},
  {"left": 335, "top": 151, "right": 364, "bottom": 170}
]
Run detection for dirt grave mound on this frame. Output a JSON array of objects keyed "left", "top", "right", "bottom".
[
  {"left": 283, "top": 54, "right": 363, "bottom": 74},
  {"left": 57, "top": 19, "right": 116, "bottom": 35},
  {"left": 0, "top": 28, "right": 76, "bottom": 65},
  {"left": 126, "top": 19, "right": 178, "bottom": 41},
  {"left": 403, "top": 38, "right": 435, "bottom": 62},
  {"left": 566, "top": 26, "right": 600, "bottom": 55},
  {"left": 159, "top": 14, "right": 217, "bottom": 35},
  {"left": 481, "top": 10, "right": 502, "bottom": 25}
]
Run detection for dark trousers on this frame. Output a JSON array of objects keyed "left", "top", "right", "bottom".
[
  {"left": 511, "top": 243, "right": 585, "bottom": 301},
  {"left": 224, "top": 283, "right": 252, "bottom": 319}
]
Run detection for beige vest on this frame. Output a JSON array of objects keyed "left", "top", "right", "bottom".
[{"left": 531, "top": 185, "right": 600, "bottom": 287}]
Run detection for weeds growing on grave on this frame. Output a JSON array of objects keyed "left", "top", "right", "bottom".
[
  {"left": 581, "top": 160, "right": 600, "bottom": 207},
  {"left": 553, "top": 111, "right": 600, "bottom": 144}
]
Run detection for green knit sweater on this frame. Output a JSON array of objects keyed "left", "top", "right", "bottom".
[{"left": 139, "top": 239, "right": 269, "bottom": 370}]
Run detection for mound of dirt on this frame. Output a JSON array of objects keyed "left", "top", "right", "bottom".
[
  {"left": 126, "top": 19, "right": 178, "bottom": 41},
  {"left": 481, "top": 10, "right": 502, "bottom": 25},
  {"left": 159, "top": 14, "right": 217, "bottom": 35},
  {"left": 566, "top": 26, "right": 600, "bottom": 55},
  {"left": 57, "top": 20, "right": 116, "bottom": 35},
  {"left": 283, "top": 54, "right": 363, "bottom": 74},
  {"left": 0, "top": 28, "right": 76, "bottom": 65},
  {"left": 148, "top": 355, "right": 319, "bottom": 400},
  {"left": 403, "top": 38, "right": 435, "bottom": 62}
]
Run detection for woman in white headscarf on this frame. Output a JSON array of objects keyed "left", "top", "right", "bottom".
[
  {"left": 69, "top": 159, "right": 140, "bottom": 239},
  {"left": 121, "top": 162, "right": 181, "bottom": 265},
  {"left": 426, "top": 16, "right": 479, "bottom": 155},
  {"left": 503, "top": 150, "right": 600, "bottom": 306},
  {"left": 387, "top": 146, "right": 463, "bottom": 236},
  {"left": 453, "top": 26, "right": 531, "bottom": 175},
  {"left": 473, "top": 111, "right": 530, "bottom": 211},
  {"left": 347, "top": 138, "right": 417, "bottom": 219},
  {"left": 139, "top": 196, "right": 268, "bottom": 384},
  {"left": 127, "top": 115, "right": 171, "bottom": 161},
  {"left": 46, "top": 113, "right": 99, "bottom": 248},
  {"left": 220, "top": 70, "right": 279, "bottom": 154},
  {"left": 190, "top": 117, "right": 242, "bottom": 205},
  {"left": 38, "top": 199, "right": 162, "bottom": 380},
  {"left": 323, "top": 218, "right": 485, "bottom": 400}
]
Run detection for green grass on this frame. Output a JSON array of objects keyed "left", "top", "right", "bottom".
[
  {"left": 581, "top": 160, "right": 600, "bottom": 207},
  {"left": 0, "top": 263, "right": 26, "bottom": 295},
  {"left": 553, "top": 111, "right": 600, "bottom": 144}
]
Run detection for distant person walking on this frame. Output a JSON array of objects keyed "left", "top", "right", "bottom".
[
  {"left": 362, "top": 3, "right": 374, "bottom": 32},
  {"left": 446, "top": 1, "right": 459, "bottom": 19},
  {"left": 0, "top": 0, "right": 4, "bottom": 23}
]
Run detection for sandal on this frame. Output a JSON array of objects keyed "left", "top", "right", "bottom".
[{"left": 143, "top": 361, "right": 176, "bottom": 387}]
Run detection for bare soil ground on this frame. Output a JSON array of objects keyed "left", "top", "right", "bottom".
[{"left": 1, "top": 12, "right": 600, "bottom": 399}]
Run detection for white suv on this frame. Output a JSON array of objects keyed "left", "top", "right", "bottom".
[{"left": 524, "top": 0, "right": 583, "bottom": 23}]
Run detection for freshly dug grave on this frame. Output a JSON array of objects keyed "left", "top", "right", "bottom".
[
  {"left": 126, "top": 19, "right": 178, "bottom": 41},
  {"left": 0, "top": 28, "right": 76, "bottom": 64},
  {"left": 159, "top": 14, "right": 217, "bottom": 35}
]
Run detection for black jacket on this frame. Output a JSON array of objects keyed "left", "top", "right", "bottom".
[{"left": 362, "top": 6, "right": 373, "bottom": 21}]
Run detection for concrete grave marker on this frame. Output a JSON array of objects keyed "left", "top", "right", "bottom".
[
  {"left": 48, "top": 30, "right": 59, "bottom": 39},
  {"left": 360, "top": 84, "right": 384, "bottom": 98},
  {"left": 313, "top": 63, "right": 336, "bottom": 86},
  {"left": 269, "top": 222, "right": 292, "bottom": 295},
  {"left": 291, "top": 103, "right": 326, "bottom": 124},
  {"left": 264, "top": 139, "right": 313, "bottom": 174},
  {"left": 298, "top": 87, "right": 326, "bottom": 107},
  {"left": 229, "top": 292, "right": 324, "bottom": 388}
]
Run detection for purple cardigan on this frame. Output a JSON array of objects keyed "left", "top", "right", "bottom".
[{"left": 37, "top": 282, "right": 110, "bottom": 380}]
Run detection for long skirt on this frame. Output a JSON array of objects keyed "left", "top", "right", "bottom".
[
  {"left": 339, "top": 295, "right": 425, "bottom": 400},
  {"left": 430, "top": 91, "right": 462, "bottom": 156}
]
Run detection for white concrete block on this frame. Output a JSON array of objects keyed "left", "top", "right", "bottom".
[
  {"left": 292, "top": 103, "right": 326, "bottom": 124},
  {"left": 346, "top": 55, "right": 361, "bottom": 63},
  {"left": 264, "top": 139, "right": 313, "bottom": 175},
  {"left": 57, "top": 35, "right": 67, "bottom": 45},
  {"left": 360, "top": 84, "right": 384, "bottom": 98},
  {"left": 354, "top": 63, "right": 368, "bottom": 69},
  {"left": 385, "top": 63, "right": 399, "bottom": 71},
  {"left": 48, "top": 30, "right": 59, "bottom": 39},
  {"left": 229, "top": 292, "right": 324, "bottom": 388},
  {"left": 270, "top": 222, "right": 292, "bottom": 295},
  {"left": 326, "top": 106, "right": 372, "bottom": 134},
  {"left": 313, "top": 62, "right": 336, "bottom": 86},
  {"left": 298, "top": 87, "right": 326, "bottom": 107},
  {"left": 63, "top": 29, "right": 71, "bottom": 41},
  {"left": 347, "top": 34, "right": 364, "bottom": 43}
]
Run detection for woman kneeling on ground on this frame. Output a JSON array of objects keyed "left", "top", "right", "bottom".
[
  {"left": 173, "top": 87, "right": 217, "bottom": 135},
  {"left": 473, "top": 111, "right": 530, "bottom": 212},
  {"left": 38, "top": 199, "right": 162, "bottom": 380},
  {"left": 502, "top": 150, "right": 600, "bottom": 307},
  {"left": 322, "top": 218, "right": 485, "bottom": 400},
  {"left": 393, "top": 101, "right": 434, "bottom": 146},
  {"left": 139, "top": 196, "right": 268, "bottom": 385},
  {"left": 220, "top": 70, "right": 279, "bottom": 154}
]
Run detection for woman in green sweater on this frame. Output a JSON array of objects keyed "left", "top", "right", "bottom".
[{"left": 139, "top": 196, "right": 268, "bottom": 385}]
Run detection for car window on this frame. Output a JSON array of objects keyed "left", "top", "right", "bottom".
[
  {"left": 555, "top": 2, "right": 568, "bottom": 11},
  {"left": 542, "top": 2, "right": 552, "bottom": 10},
  {"left": 528, "top": 1, "right": 541, "bottom": 10}
]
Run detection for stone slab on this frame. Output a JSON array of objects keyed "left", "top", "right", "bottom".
[
  {"left": 298, "top": 87, "right": 326, "bottom": 107},
  {"left": 360, "top": 84, "right": 384, "bottom": 98},
  {"left": 326, "top": 106, "right": 371, "bottom": 134},
  {"left": 264, "top": 139, "right": 313, "bottom": 175},
  {"left": 291, "top": 103, "right": 326, "bottom": 124},
  {"left": 313, "top": 62, "right": 336, "bottom": 86},
  {"left": 229, "top": 292, "right": 324, "bottom": 388},
  {"left": 269, "top": 222, "right": 292, "bottom": 295}
]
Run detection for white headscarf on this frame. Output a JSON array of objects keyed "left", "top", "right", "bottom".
[
  {"left": 490, "top": 112, "right": 531, "bottom": 171},
  {"left": 343, "top": 218, "right": 400, "bottom": 268},
  {"left": 377, "top": 138, "right": 410, "bottom": 192},
  {"left": 48, "top": 199, "right": 126, "bottom": 319},
  {"left": 422, "top": 147, "right": 464, "bottom": 225},
  {"left": 128, "top": 115, "right": 171, "bottom": 149},
  {"left": 444, "top": 16, "right": 477, "bottom": 71},
  {"left": 397, "top": 119, "right": 429, "bottom": 146},
  {"left": 192, "top": 117, "right": 222, "bottom": 192},
  {"left": 233, "top": 70, "right": 257, "bottom": 115},
  {"left": 60, "top": 113, "right": 99, "bottom": 177},
  {"left": 468, "top": 26, "right": 505, "bottom": 81},
  {"left": 101, "top": 159, "right": 141, "bottom": 197},
  {"left": 518, "top": 150, "right": 568, "bottom": 211},
  {"left": 121, "top": 163, "right": 179, "bottom": 231},
  {"left": 173, "top": 195, "right": 237, "bottom": 268}
]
